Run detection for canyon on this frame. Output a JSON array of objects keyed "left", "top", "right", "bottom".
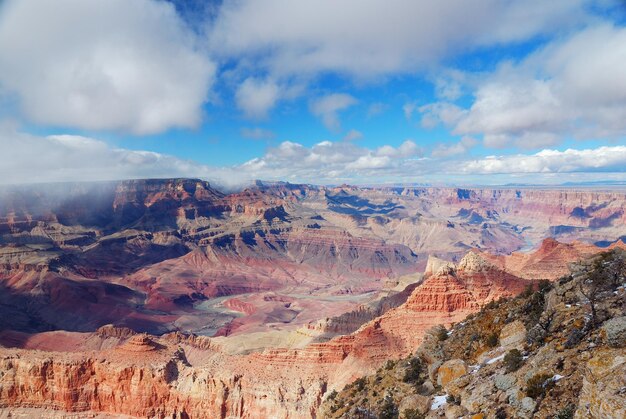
[{"left": 0, "top": 179, "right": 625, "bottom": 417}]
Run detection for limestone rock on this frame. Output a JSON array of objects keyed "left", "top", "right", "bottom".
[
  {"left": 444, "top": 404, "right": 468, "bottom": 419},
  {"left": 399, "top": 394, "right": 430, "bottom": 416},
  {"left": 437, "top": 359, "right": 467, "bottom": 388},
  {"left": 576, "top": 349, "right": 626, "bottom": 419},
  {"left": 494, "top": 374, "right": 516, "bottom": 391},
  {"left": 500, "top": 320, "right": 527, "bottom": 349},
  {"left": 601, "top": 316, "right": 626, "bottom": 347}
]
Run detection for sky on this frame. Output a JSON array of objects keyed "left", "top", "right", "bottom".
[{"left": 1, "top": 0, "right": 626, "bottom": 188}]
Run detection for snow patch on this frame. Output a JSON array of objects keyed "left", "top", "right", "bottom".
[
  {"left": 486, "top": 354, "right": 505, "bottom": 365},
  {"left": 431, "top": 395, "right": 448, "bottom": 410}
]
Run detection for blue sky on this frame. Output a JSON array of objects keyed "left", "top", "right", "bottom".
[{"left": 1, "top": 0, "right": 626, "bottom": 187}]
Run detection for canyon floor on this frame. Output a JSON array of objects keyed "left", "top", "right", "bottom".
[{"left": 0, "top": 179, "right": 625, "bottom": 418}]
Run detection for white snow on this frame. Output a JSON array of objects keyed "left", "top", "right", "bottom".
[
  {"left": 552, "top": 374, "right": 565, "bottom": 381},
  {"left": 430, "top": 395, "right": 448, "bottom": 410},
  {"left": 486, "top": 354, "right": 505, "bottom": 365},
  {"left": 469, "top": 365, "right": 481, "bottom": 374}
]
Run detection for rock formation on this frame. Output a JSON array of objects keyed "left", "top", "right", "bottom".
[{"left": 1, "top": 179, "right": 626, "bottom": 417}]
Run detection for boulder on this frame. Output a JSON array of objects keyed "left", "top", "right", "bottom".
[
  {"left": 437, "top": 359, "right": 468, "bottom": 388},
  {"left": 445, "top": 404, "right": 468, "bottom": 419},
  {"left": 494, "top": 374, "right": 516, "bottom": 391},
  {"left": 500, "top": 320, "right": 527, "bottom": 349},
  {"left": 576, "top": 349, "right": 626, "bottom": 419},
  {"left": 601, "top": 316, "right": 626, "bottom": 347},
  {"left": 399, "top": 394, "right": 431, "bottom": 416}
]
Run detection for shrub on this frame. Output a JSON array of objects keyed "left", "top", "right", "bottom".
[
  {"left": 384, "top": 360, "right": 396, "bottom": 370},
  {"left": 402, "top": 408, "right": 425, "bottom": 419},
  {"left": 436, "top": 326, "right": 449, "bottom": 341},
  {"left": 327, "top": 389, "right": 338, "bottom": 401},
  {"left": 484, "top": 298, "right": 502, "bottom": 310},
  {"left": 525, "top": 373, "right": 554, "bottom": 399},
  {"left": 520, "top": 284, "right": 534, "bottom": 298},
  {"left": 555, "top": 404, "right": 576, "bottom": 419},
  {"left": 538, "top": 279, "right": 552, "bottom": 293},
  {"left": 495, "top": 407, "right": 508, "bottom": 419},
  {"left": 446, "top": 394, "right": 460, "bottom": 405},
  {"left": 504, "top": 349, "right": 523, "bottom": 373},
  {"left": 564, "top": 328, "right": 585, "bottom": 348},
  {"left": 354, "top": 377, "right": 367, "bottom": 392},
  {"left": 379, "top": 396, "right": 398, "bottom": 419},
  {"left": 485, "top": 332, "right": 499, "bottom": 348},
  {"left": 523, "top": 292, "right": 545, "bottom": 325},
  {"left": 403, "top": 357, "right": 426, "bottom": 386}
]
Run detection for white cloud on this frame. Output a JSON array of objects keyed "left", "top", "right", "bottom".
[
  {"left": 1, "top": 126, "right": 626, "bottom": 187},
  {"left": 419, "top": 102, "right": 465, "bottom": 129},
  {"left": 367, "top": 103, "right": 388, "bottom": 118},
  {"left": 0, "top": 128, "right": 216, "bottom": 185},
  {"left": 432, "top": 137, "right": 478, "bottom": 158},
  {"left": 235, "top": 78, "right": 280, "bottom": 119},
  {"left": 423, "top": 24, "right": 626, "bottom": 148},
  {"left": 403, "top": 102, "right": 417, "bottom": 120},
  {"left": 460, "top": 146, "right": 626, "bottom": 174},
  {"left": 309, "top": 94, "right": 357, "bottom": 131},
  {"left": 0, "top": 0, "right": 215, "bottom": 135},
  {"left": 240, "top": 127, "right": 276, "bottom": 140},
  {"left": 208, "top": 0, "right": 591, "bottom": 79},
  {"left": 376, "top": 140, "right": 423, "bottom": 158},
  {"left": 343, "top": 129, "right": 363, "bottom": 141}
]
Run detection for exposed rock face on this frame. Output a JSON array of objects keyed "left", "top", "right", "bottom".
[
  {"left": 1, "top": 179, "right": 626, "bottom": 418},
  {"left": 321, "top": 248, "right": 626, "bottom": 419},
  {"left": 576, "top": 349, "right": 626, "bottom": 418},
  {"left": 601, "top": 316, "right": 626, "bottom": 347},
  {"left": 499, "top": 321, "right": 527, "bottom": 350},
  {"left": 437, "top": 359, "right": 467, "bottom": 388},
  {"left": 0, "top": 246, "right": 539, "bottom": 418}
]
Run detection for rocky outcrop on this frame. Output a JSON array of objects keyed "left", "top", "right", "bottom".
[
  {"left": 576, "top": 349, "right": 626, "bottom": 418},
  {"left": 321, "top": 248, "right": 626, "bottom": 419},
  {"left": 1, "top": 179, "right": 626, "bottom": 418}
]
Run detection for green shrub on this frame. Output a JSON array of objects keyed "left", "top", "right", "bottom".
[
  {"left": 353, "top": 377, "right": 367, "bottom": 392},
  {"left": 485, "top": 332, "right": 499, "bottom": 347},
  {"left": 525, "top": 373, "right": 554, "bottom": 399},
  {"left": 403, "top": 357, "right": 426, "bottom": 386},
  {"left": 520, "top": 284, "right": 534, "bottom": 298},
  {"left": 538, "top": 279, "right": 552, "bottom": 293},
  {"left": 504, "top": 349, "right": 523, "bottom": 373},
  {"left": 436, "top": 326, "right": 449, "bottom": 341},
  {"left": 555, "top": 404, "right": 576, "bottom": 419},
  {"left": 379, "top": 396, "right": 398, "bottom": 419},
  {"left": 402, "top": 408, "right": 425, "bottom": 419}
]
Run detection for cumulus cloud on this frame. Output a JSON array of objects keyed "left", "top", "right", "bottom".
[
  {"left": 0, "top": 0, "right": 215, "bottom": 135},
  {"left": 235, "top": 78, "right": 280, "bottom": 119},
  {"left": 343, "top": 129, "right": 364, "bottom": 141},
  {"left": 376, "top": 140, "right": 423, "bottom": 158},
  {"left": 422, "top": 24, "right": 626, "bottom": 148},
  {"left": 432, "top": 137, "right": 478, "bottom": 158},
  {"left": 1, "top": 125, "right": 626, "bottom": 187},
  {"left": 236, "top": 139, "right": 430, "bottom": 182},
  {"left": 208, "top": 0, "right": 591, "bottom": 79},
  {"left": 240, "top": 127, "right": 276, "bottom": 140},
  {"left": 309, "top": 94, "right": 357, "bottom": 131},
  {"left": 0, "top": 128, "right": 217, "bottom": 185},
  {"left": 460, "top": 146, "right": 626, "bottom": 174}
]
